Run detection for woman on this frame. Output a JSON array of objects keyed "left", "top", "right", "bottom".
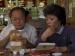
[{"left": 40, "top": 4, "right": 75, "bottom": 52}]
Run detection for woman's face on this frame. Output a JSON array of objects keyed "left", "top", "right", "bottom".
[
  {"left": 45, "top": 15, "right": 61, "bottom": 29},
  {"left": 10, "top": 10, "right": 25, "bottom": 30}
]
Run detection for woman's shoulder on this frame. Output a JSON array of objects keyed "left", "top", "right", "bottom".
[
  {"left": 64, "top": 26, "right": 75, "bottom": 32},
  {"left": 61, "top": 26, "right": 75, "bottom": 36}
]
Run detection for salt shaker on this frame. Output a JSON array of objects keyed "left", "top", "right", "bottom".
[{"left": 19, "top": 49, "right": 25, "bottom": 56}]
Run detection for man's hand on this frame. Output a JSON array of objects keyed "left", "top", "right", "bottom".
[{"left": 9, "top": 30, "right": 35, "bottom": 48}]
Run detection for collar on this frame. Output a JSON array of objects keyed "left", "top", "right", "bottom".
[
  {"left": 17, "top": 23, "right": 30, "bottom": 32},
  {"left": 57, "top": 26, "right": 64, "bottom": 34}
]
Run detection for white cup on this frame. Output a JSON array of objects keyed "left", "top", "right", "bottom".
[
  {"left": 52, "top": 53, "right": 63, "bottom": 56},
  {"left": 13, "top": 51, "right": 17, "bottom": 56}
]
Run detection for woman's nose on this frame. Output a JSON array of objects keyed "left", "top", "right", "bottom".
[{"left": 46, "top": 19, "right": 51, "bottom": 24}]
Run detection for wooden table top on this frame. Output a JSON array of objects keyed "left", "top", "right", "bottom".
[{"left": 0, "top": 49, "right": 75, "bottom": 56}]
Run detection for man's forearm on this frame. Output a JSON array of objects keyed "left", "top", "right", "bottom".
[
  {"left": 0, "top": 37, "right": 9, "bottom": 48},
  {"left": 21, "top": 37, "right": 35, "bottom": 48}
]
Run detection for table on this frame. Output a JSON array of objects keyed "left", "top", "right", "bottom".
[
  {"left": 0, "top": 49, "right": 75, "bottom": 56},
  {"left": 68, "top": 52, "right": 75, "bottom": 56},
  {"left": 29, "top": 49, "right": 75, "bottom": 56},
  {"left": 30, "top": 52, "right": 75, "bottom": 56}
]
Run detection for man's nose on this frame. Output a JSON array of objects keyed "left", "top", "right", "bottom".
[{"left": 16, "top": 19, "right": 20, "bottom": 23}]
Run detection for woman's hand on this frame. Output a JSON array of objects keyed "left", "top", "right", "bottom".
[{"left": 41, "top": 27, "right": 55, "bottom": 41}]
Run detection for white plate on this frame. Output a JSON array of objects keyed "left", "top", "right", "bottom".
[{"left": 38, "top": 43, "right": 56, "bottom": 46}]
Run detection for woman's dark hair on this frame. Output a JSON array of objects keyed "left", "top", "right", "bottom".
[
  {"left": 9, "top": 7, "right": 29, "bottom": 21},
  {"left": 43, "top": 4, "right": 66, "bottom": 25}
]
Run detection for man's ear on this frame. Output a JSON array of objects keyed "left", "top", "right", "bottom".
[{"left": 26, "top": 14, "right": 32, "bottom": 22}]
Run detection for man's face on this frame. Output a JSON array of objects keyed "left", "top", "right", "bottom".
[
  {"left": 10, "top": 10, "right": 25, "bottom": 30},
  {"left": 46, "top": 15, "right": 60, "bottom": 29}
]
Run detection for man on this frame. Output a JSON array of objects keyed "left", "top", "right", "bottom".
[{"left": 0, "top": 7, "right": 37, "bottom": 48}]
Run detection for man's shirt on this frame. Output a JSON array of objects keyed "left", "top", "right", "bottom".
[{"left": 0, "top": 23, "right": 37, "bottom": 45}]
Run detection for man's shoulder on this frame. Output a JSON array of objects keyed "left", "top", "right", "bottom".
[
  {"left": 3, "top": 24, "right": 14, "bottom": 30},
  {"left": 25, "top": 23, "right": 36, "bottom": 31}
]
